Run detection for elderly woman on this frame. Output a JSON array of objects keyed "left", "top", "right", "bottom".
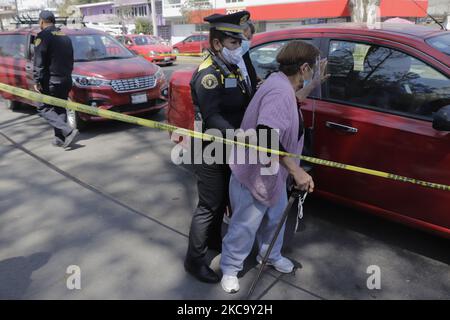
[{"left": 220, "top": 40, "right": 328, "bottom": 293}]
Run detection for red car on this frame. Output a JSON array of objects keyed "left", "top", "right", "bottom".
[
  {"left": 0, "top": 27, "right": 168, "bottom": 130},
  {"left": 167, "top": 23, "right": 450, "bottom": 238},
  {"left": 117, "top": 34, "right": 176, "bottom": 66},
  {"left": 172, "top": 34, "right": 209, "bottom": 54}
]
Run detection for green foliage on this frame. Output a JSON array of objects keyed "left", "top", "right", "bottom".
[
  {"left": 135, "top": 18, "right": 152, "bottom": 35},
  {"left": 180, "top": 0, "right": 212, "bottom": 24},
  {"left": 57, "top": 0, "right": 74, "bottom": 16}
]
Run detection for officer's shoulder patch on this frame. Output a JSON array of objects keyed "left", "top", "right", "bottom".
[
  {"left": 201, "top": 73, "right": 219, "bottom": 90},
  {"left": 51, "top": 31, "right": 65, "bottom": 36},
  {"left": 34, "top": 38, "right": 41, "bottom": 46}
]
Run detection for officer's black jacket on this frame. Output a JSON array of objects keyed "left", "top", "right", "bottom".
[
  {"left": 33, "top": 25, "right": 74, "bottom": 84},
  {"left": 190, "top": 56, "right": 251, "bottom": 134}
]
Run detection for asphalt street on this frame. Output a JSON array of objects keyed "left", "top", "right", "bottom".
[{"left": 0, "top": 58, "right": 449, "bottom": 300}]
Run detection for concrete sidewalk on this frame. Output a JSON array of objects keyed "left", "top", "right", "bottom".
[
  {"left": 0, "top": 107, "right": 449, "bottom": 300},
  {"left": 0, "top": 129, "right": 313, "bottom": 300}
]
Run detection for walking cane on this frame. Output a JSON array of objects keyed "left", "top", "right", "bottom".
[{"left": 246, "top": 188, "right": 305, "bottom": 300}]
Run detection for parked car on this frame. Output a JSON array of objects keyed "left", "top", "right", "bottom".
[
  {"left": 167, "top": 23, "right": 450, "bottom": 238},
  {"left": 0, "top": 27, "right": 168, "bottom": 130},
  {"left": 116, "top": 34, "right": 176, "bottom": 65},
  {"left": 172, "top": 34, "right": 209, "bottom": 54}
]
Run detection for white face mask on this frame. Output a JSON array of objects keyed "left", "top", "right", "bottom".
[
  {"left": 222, "top": 46, "right": 242, "bottom": 65},
  {"left": 241, "top": 40, "right": 251, "bottom": 55}
]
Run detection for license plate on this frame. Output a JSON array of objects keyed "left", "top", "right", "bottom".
[
  {"left": 131, "top": 93, "right": 147, "bottom": 104},
  {"left": 164, "top": 57, "right": 171, "bottom": 61}
]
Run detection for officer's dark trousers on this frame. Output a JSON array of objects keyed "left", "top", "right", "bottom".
[
  {"left": 37, "top": 79, "right": 73, "bottom": 142},
  {"left": 186, "top": 161, "right": 230, "bottom": 262}
]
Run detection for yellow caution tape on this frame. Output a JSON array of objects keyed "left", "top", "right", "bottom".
[
  {"left": 160, "top": 53, "right": 203, "bottom": 57},
  {"left": 1, "top": 82, "right": 449, "bottom": 192}
]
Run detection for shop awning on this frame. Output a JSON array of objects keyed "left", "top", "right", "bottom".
[{"left": 188, "top": 0, "right": 429, "bottom": 24}]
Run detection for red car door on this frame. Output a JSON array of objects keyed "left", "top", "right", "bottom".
[
  {"left": 185, "top": 36, "right": 196, "bottom": 53},
  {"left": 309, "top": 36, "right": 450, "bottom": 235},
  {"left": 0, "top": 33, "right": 31, "bottom": 104},
  {"left": 176, "top": 36, "right": 190, "bottom": 53}
]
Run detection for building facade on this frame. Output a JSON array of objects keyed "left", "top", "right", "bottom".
[
  {"left": 76, "top": 0, "right": 171, "bottom": 39},
  {"left": 163, "top": 0, "right": 430, "bottom": 44},
  {"left": 0, "top": 3, "right": 16, "bottom": 30},
  {"left": 72, "top": 0, "right": 434, "bottom": 43},
  {"left": 427, "top": 0, "right": 450, "bottom": 29},
  {"left": 77, "top": 1, "right": 116, "bottom": 23},
  {"left": 0, "top": 0, "right": 61, "bottom": 30}
]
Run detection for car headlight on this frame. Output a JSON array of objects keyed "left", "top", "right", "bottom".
[
  {"left": 149, "top": 50, "right": 159, "bottom": 56},
  {"left": 154, "top": 66, "right": 165, "bottom": 81},
  {"left": 72, "top": 75, "right": 111, "bottom": 87}
]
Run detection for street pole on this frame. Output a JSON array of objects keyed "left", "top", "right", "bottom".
[{"left": 151, "top": 0, "right": 157, "bottom": 36}]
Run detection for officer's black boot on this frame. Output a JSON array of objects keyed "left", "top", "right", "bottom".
[{"left": 184, "top": 257, "right": 220, "bottom": 283}]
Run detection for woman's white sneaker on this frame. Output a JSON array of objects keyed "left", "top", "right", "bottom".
[{"left": 221, "top": 275, "right": 240, "bottom": 293}]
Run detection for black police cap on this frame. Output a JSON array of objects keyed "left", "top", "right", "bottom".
[
  {"left": 39, "top": 10, "right": 55, "bottom": 23},
  {"left": 204, "top": 11, "right": 250, "bottom": 40}
]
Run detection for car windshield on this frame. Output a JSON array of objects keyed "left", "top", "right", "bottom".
[
  {"left": 69, "top": 34, "right": 134, "bottom": 62},
  {"left": 426, "top": 33, "right": 450, "bottom": 56},
  {"left": 134, "top": 36, "right": 159, "bottom": 45}
]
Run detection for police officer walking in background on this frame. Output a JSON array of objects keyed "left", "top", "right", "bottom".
[
  {"left": 33, "top": 10, "right": 78, "bottom": 149},
  {"left": 185, "top": 11, "right": 253, "bottom": 283}
]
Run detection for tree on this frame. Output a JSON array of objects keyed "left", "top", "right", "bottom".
[
  {"left": 349, "top": 0, "right": 380, "bottom": 23},
  {"left": 135, "top": 17, "right": 152, "bottom": 34},
  {"left": 58, "top": 0, "right": 74, "bottom": 16},
  {"left": 180, "top": 0, "right": 213, "bottom": 24}
]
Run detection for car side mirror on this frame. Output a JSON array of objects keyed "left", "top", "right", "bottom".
[{"left": 433, "top": 105, "right": 450, "bottom": 131}]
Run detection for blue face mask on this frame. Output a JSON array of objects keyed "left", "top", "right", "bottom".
[
  {"left": 241, "top": 40, "right": 251, "bottom": 55},
  {"left": 303, "top": 64, "right": 314, "bottom": 87}
]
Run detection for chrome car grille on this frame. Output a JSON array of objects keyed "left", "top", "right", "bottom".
[{"left": 111, "top": 76, "right": 156, "bottom": 93}]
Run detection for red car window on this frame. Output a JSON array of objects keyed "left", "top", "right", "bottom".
[
  {"left": 0, "top": 34, "right": 27, "bottom": 58},
  {"left": 69, "top": 34, "right": 133, "bottom": 61},
  {"left": 328, "top": 40, "right": 450, "bottom": 120},
  {"left": 249, "top": 39, "right": 313, "bottom": 80}
]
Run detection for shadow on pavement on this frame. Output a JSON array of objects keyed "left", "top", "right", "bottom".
[{"left": 0, "top": 252, "right": 51, "bottom": 299}]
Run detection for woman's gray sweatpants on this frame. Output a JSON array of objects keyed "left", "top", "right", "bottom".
[{"left": 220, "top": 174, "right": 288, "bottom": 277}]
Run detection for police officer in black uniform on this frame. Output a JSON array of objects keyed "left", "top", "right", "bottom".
[
  {"left": 33, "top": 10, "right": 78, "bottom": 149},
  {"left": 184, "top": 11, "right": 253, "bottom": 283}
]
